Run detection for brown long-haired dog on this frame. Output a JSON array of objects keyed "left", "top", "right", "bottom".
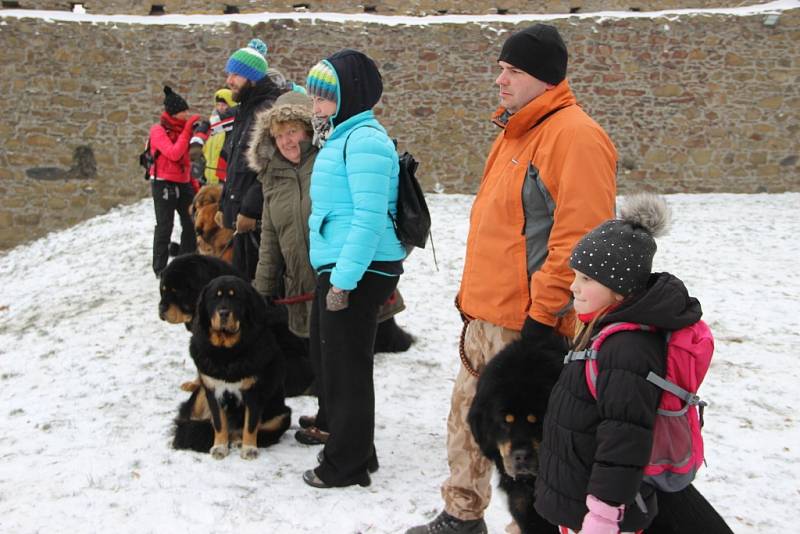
[
  {"left": 190, "top": 184, "right": 223, "bottom": 217},
  {"left": 191, "top": 185, "right": 234, "bottom": 263}
]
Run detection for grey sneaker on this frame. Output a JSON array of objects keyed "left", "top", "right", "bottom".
[{"left": 405, "top": 511, "right": 487, "bottom": 534}]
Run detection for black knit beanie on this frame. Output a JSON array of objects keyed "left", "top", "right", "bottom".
[
  {"left": 498, "top": 24, "right": 568, "bottom": 86},
  {"left": 321, "top": 49, "right": 383, "bottom": 127},
  {"left": 569, "top": 194, "right": 671, "bottom": 296},
  {"left": 163, "top": 85, "right": 189, "bottom": 116}
]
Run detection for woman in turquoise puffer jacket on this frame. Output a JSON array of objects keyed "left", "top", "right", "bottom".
[{"left": 301, "top": 49, "right": 405, "bottom": 489}]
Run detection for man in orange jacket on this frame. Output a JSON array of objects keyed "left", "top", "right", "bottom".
[{"left": 407, "top": 24, "right": 617, "bottom": 534}]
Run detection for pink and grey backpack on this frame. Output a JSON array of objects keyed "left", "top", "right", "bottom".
[{"left": 564, "top": 320, "right": 714, "bottom": 492}]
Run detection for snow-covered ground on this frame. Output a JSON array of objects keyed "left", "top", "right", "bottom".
[{"left": 0, "top": 193, "right": 798, "bottom": 533}]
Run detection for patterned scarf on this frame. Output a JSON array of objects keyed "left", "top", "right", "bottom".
[{"left": 312, "top": 115, "right": 333, "bottom": 148}]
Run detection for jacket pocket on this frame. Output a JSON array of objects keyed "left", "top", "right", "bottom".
[{"left": 308, "top": 209, "right": 331, "bottom": 241}]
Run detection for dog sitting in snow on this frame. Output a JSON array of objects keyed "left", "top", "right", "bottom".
[{"left": 173, "top": 275, "right": 291, "bottom": 459}]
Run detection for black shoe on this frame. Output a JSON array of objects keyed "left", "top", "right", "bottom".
[
  {"left": 405, "top": 511, "right": 487, "bottom": 534},
  {"left": 316, "top": 450, "right": 379, "bottom": 473},
  {"left": 302, "top": 468, "right": 370, "bottom": 489},
  {"left": 299, "top": 415, "right": 316, "bottom": 429},
  {"left": 294, "top": 426, "right": 329, "bottom": 445}
]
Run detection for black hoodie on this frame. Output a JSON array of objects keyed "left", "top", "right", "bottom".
[
  {"left": 535, "top": 272, "right": 702, "bottom": 531},
  {"left": 220, "top": 75, "right": 287, "bottom": 228},
  {"left": 325, "top": 49, "right": 383, "bottom": 127}
]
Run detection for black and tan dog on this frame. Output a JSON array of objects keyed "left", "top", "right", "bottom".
[
  {"left": 173, "top": 275, "right": 291, "bottom": 459},
  {"left": 468, "top": 340, "right": 731, "bottom": 534},
  {"left": 158, "top": 254, "right": 313, "bottom": 396},
  {"left": 468, "top": 340, "right": 562, "bottom": 534},
  {"left": 159, "top": 254, "right": 242, "bottom": 331}
]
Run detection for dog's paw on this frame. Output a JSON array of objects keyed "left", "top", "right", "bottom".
[
  {"left": 180, "top": 379, "right": 200, "bottom": 392},
  {"left": 240, "top": 446, "right": 259, "bottom": 460},
  {"left": 210, "top": 444, "right": 229, "bottom": 459}
]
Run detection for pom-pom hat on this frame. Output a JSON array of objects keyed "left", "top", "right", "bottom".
[
  {"left": 226, "top": 38, "right": 269, "bottom": 82},
  {"left": 163, "top": 85, "right": 189, "bottom": 116},
  {"left": 570, "top": 193, "right": 671, "bottom": 296}
]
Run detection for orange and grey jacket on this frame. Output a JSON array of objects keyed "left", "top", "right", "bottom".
[{"left": 458, "top": 80, "right": 617, "bottom": 337}]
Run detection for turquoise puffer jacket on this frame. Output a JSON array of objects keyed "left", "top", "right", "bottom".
[{"left": 309, "top": 109, "right": 405, "bottom": 290}]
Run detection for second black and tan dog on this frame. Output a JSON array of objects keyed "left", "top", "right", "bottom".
[
  {"left": 467, "top": 340, "right": 562, "bottom": 533},
  {"left": 173, "top": 275, "right": 291, "bottom": 459}
]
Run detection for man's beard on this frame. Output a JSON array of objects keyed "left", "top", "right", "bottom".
[{"left": 230, "top": 80, "right": 253, "bottom": 102}]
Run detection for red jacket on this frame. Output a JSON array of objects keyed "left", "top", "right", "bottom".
[{"left": 148, "top": 112, "right": 197, "bottom": 184}]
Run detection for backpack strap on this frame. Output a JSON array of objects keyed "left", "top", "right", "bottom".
[
  {"left": 646, "top": 371, "right": 706, "bottom": 418},
  {"left": 342, "top": 124, "right": 401, "bottom": 236},
  {"left": 564, "top": 322, "right": 657, "bottom": 399},
  {"left": 342, "top": 124, "right": 382, "bottom": 164},
  {"left": 563, "top": 322, "right": 655, "bottom": 364}
]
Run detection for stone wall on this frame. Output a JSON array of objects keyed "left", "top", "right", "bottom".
[
  {"left": 0, "top": 9, "right": 798, "bottom": 250},
  {"left": 5, "top": 0, "right": 778, "bottom": 15}
]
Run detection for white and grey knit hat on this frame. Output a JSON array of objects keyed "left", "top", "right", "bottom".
[{"left": 569, "top": 193, "right": 671, "bottom": 296}]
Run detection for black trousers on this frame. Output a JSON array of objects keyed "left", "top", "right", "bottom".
[
  {"left": 647, "top": 485, "right": 734, "bottom": 534},
  {"left": 232, "top": 231, "right": 259, "bottom": 281},
  {"left": 151, "top": 180, "right": 195, "bottom": 275},
  {"left": 310, "top": 270, "right": 398, "bottom": 485}
]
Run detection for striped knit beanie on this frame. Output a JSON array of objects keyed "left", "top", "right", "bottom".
[
  {"left": 306, "top": 61, "right": 338, "bottom": 102},
  {"left": 226, "top": 38, "right": 269, "bottom": 82}
]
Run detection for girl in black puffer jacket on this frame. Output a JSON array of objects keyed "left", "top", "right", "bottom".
[{"left": 534, "top": 194, "right": 731, "bottom": 534}]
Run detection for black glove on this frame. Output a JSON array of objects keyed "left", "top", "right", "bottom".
[
  {"left": 192, "top": 119, "right": 210, "bottom": 135},
  {"left": 521, "top": 316, "right": 568, "bottom": 353},
  {"left": 190, "top": 156, "right": 206, "bottom": 181}
]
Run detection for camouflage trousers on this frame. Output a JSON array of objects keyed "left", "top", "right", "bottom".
[{"left": 441, "top": 318, "right": 520, "bottom": 523}]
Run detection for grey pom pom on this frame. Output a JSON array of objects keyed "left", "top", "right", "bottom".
[{"left": 619, "top": 193, "right": 670, "bottom": 238}]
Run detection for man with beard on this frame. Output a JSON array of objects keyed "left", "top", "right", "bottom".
[{"left": 215, "top": 38, "right": 291, "bottom": 279}]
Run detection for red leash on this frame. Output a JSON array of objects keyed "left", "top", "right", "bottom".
[
  {"left": 272, "top": 289, "right": 398, "bottom": 306},
  {"left": 273, "top": 293, "right": 314, "bottom": 305}
]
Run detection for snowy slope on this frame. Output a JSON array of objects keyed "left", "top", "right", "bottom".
[{"left": 0, "top": 193, "right": 798, "bottom": 533}]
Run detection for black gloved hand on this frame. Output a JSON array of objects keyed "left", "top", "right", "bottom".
[
  {"left": 192, "top": 119, "right": 210, "bottom": 135},
  {"left": 520, "top": 316, "right": 568, "bottom": 353},
  {"left": 190, "top": 156, "right": 206, "bottom": 180}
]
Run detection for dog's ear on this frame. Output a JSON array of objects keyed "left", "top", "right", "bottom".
[
  {"left": 467, "top": 397, "right": 485, "bottom": 448},
  {"left": 194, "top": 282, "right": 213, "bottom": 332},
  {"left": 468, "top": 376, "right": 492, "bottom": 453}
]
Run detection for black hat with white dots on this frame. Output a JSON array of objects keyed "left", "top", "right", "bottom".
[{"left": 569, "top": 193, "right": 671, "bottom": 296}]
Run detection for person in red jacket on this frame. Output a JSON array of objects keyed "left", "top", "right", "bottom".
[{"left": 148, "top": 85, "right": 200, "bottom": 277}]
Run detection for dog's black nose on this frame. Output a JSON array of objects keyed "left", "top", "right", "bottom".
[
  {"left": 218, "top": 308, "right": 231, "bottom": 320},
  {"left": 512, "top": 448, "right": 534, "bottom": 472}
]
